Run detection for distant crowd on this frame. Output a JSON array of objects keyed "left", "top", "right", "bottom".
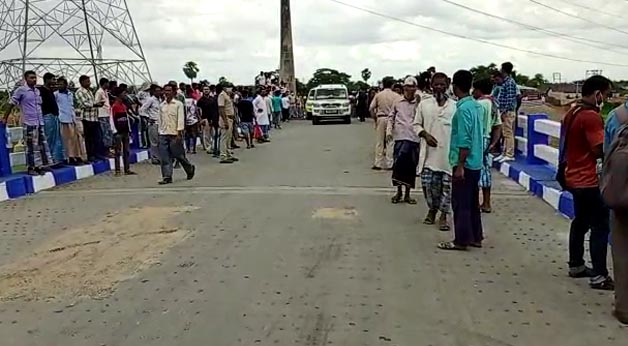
[{"left": 2, "top": 71, "right": 303, "bottom": 184}]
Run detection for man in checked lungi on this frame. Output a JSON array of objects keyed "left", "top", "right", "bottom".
[
  {"left": 386, "top": 77, "right": 420, "bottom": 204},
  {"left": 414, "top": 73, "right": 457, "bottom": 231}
]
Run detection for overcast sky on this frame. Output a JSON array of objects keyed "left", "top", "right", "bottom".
[{"left": 127, "top": 0, "right": 628, "bottom": 85}]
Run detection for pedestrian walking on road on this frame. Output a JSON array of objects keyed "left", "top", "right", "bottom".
[
  {"left": 561, "top": 75, "right": 614, "bottom": 290},
  {"left": 387, "top": 77, "right": 420, "bottom": 205},
  {"left": 157, "top": 84, "right": 195, "bottom": 185},
  {"left": 370, "top": 78, "right": 401, "bottom": 170},
  {"left": 414, "top": 72, "right": 456, "bottom": 231},
  {"left": 473, "top": 79, "right": 502, "bottom": 214},
  {"left": 438, "top": 70, "right": 484, "bottom": 251}
]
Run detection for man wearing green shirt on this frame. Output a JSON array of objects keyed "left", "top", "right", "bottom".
[
  {"left": 439, "top": 70, "right": 485, "bottom": 251},
  {"left": 473, "top": 79, "right": 502, "bottom": 213}
]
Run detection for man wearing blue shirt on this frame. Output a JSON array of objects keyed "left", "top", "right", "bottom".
[
  {"left": 438, "top": 70, "right": 484, "bottom": 251},
  {"left": 492, "top": 62, "right": 518, "bottom": 162},
  {"left": 604, "top": 101, "right": 628, "bottom": 153}
]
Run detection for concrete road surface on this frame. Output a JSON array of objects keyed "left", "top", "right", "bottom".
[{"left": 0, "top": 121, "right": 625, "bottom": 346}]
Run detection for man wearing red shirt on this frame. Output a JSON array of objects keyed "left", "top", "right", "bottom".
[
  {"left": 562, "top": 75, "right": 613, "bottom": 290},
  {"left": 111, "top": 87, "right": 136, "bottom": 176}
]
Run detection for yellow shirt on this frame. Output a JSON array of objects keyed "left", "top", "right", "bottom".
[{"left": 159, "top": 98, "right": 184, "bottom": 135}]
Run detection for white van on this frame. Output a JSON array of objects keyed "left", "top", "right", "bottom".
[{"left": 306, "top": 84, "right": 351, "bottom": 125}]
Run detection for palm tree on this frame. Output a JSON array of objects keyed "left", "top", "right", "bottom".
[
  {"left": 361, "top": 68, "right": 372, "bottom": 84},
  {"left": 182, "top": 61, "right": 200, "bottom": 83}
]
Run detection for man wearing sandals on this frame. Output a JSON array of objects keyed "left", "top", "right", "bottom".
[
  {"left": 387, "top": 77, "right": 420, "bottom": 205},
  {"left": 438, "top": 70, "right": 484, "bottom": 251},
  {"left": 414, "top": 72, "right": 456, "bottom": 231}
]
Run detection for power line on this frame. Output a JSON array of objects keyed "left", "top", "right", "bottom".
[
  {"left": 526, "top": 0, "right": 628, "bottom": 37},
  {"left": 327, "top": 0, "right": 628, "bottom": 67},
  {"left": 554, "top": 0, "right": 623, "bottom": 18},
  {"left": 439, "top": 0, "right": 628, "bottom": 53}
]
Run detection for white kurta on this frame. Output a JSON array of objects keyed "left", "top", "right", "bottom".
[
  {"left": 413, "top": 97, "right": 457, "bottom": 175},
  {"left": 253, "top": 95, "right": 270, "bottom": 126}
]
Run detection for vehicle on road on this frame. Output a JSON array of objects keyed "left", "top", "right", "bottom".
[{"left": 306, "top": 84, "right": 351, "bottom": 125}]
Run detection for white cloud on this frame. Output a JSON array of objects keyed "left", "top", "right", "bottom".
[{"left": 123, "top": 0, "right": 628, "bottom": 85}]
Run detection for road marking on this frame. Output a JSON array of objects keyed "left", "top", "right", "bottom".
[{"left": 39, "top": 185, "right": 531, "bottom": 198}]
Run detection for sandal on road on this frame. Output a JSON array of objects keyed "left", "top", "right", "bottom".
[
  {"left": 438, "top": 218, "right": 450, "bottom": 232},
  {"left": 481, "top": 207, "right": 492, "bottom": 213},
  {"left": 391, "top": 195, "right": 402, "bottom": 204},
  {"left": 437, "top": 241, "right": 467, "bottom": 251},
  {"left": 404, "top": 197, "right": 417, "bottom": 205},
  {"left": 470, "top": 242, "right": 483, "bottom": 248}
]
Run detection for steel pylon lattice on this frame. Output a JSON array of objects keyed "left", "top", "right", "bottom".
[{"left": 0, "top": 0, "right": 151, "bottom": 89}]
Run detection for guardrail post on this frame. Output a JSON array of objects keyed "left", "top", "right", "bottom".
[
  {"left": 0, "top": 124, "right": 13, "bottom": 176},
  {"left": 515, "top": 111, "right": 525, "bottom": 137},
  {"left": 526, "top": 113, "right": 549, "bottom": 165},
  {"left": 130, "top": 118, "right": 140, "bottom": 149}
]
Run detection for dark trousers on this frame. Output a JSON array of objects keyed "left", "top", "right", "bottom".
[
  {"left": 83, "top": 119, "right": 103, "bottom": 161},
  {"left": 569, "top": 187, "right": 610, "bottom": 277},
  {"left": 612, "top": 211, "right": 628, "bottom": 322},
  {"left": 113, "top": 132, "right": 130, "bottom": 172},
  {"left": 159, "top": 135, "right": 194, "bottom": 179},
  {"left": 212, "top": 126, "right": 221, "bottom": 155},
  {"left": 452, "top": 167, "right": 483, "bottom": 246},
  {"left": 282, "top": 108, "right": 290, "bottom": 121}
]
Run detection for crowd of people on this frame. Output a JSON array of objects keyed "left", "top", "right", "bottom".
[
  {"left": 371, "top": 62, "right": 627, "bottom": 324},
  {"left": 1, "top": 71, "right": 300, "bottom": 183}
]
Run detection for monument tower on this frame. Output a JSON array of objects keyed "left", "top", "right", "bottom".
[
  {"left": 279, "top": 0, "right": 296, "bottom": 93},
  {"left": 0, "top": 0, "right": 151, "bottom": 89}
]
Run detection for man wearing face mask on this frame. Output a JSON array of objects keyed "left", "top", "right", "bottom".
[{"left": 562, "top": 75, "right": 614, "bottom": 290}]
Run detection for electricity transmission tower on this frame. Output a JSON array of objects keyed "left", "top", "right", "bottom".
[
  {"left": 0, "top": 0, "right": 151, "bottom": 89},
  {"left": 279, "top": 0, "right": 296, "bottom": 93}
]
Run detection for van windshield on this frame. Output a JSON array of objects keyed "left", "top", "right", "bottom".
[{"left": 315, "top": 88, "right": 347, "bottom": 100}]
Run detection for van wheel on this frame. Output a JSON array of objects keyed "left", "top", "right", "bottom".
[
  {"left": 306, "top": 112, "right": 312, "bottom": 120},
  {"left": 312, "top": 117, "right": 319, "bottom": 125},
  {"left": 344, "top": 116, "right": 351, "bottom": 124}
]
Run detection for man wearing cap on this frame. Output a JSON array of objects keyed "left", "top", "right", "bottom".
[
  {"left": 387, "top": 77, "right": 420, "bottom": 204},
  {"left": 370, "top": 78, "right": 402, "bottom": 170}
]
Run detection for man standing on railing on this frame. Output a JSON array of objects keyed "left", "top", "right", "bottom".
[
  {"left": 39, "top": 72, "right": 65, "bottom": 166},
  {"left": 562, "top": 75, "right": 614, "bottom": 290},
  {"left": 492, "top": 62, "right": 518, "bottom": 163},
  {"left": 2, "top": 71, "right": 52, "bottom": 176}
]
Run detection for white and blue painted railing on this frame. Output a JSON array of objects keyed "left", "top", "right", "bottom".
[
  {"left": 497, "top": 112, "right": 574, "bottom": 218},
  {"left": 0, "top": 123, "right": 148, "bottom": 202}
]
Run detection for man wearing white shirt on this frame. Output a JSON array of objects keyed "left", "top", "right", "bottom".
[
  {"left": 157, "top": 84, "right": 195, "bottom": 185},
  {"left": 281, "top": 92, "right": 291, "bottom": 122},
  {"left": 140, "top": 84, "right": 162, "bottom": 164},
  {"left": 94, "top": 78, "right": 113, "bottom": 157},
  {"left": 253, "top": 89, "right": 271, "bottom": 142},
  {"left": 414, "top": 72, "right": 457, "bottom": 231}
]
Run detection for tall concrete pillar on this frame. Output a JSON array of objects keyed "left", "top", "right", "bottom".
[{"left": 280, "top": 0, "right": 296, "bottom": 93}]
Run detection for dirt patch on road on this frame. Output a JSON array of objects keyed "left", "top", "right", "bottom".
[
  {"left": 312, "top": 207, "right": 358, "bottom": 221},
  {"left": 0, "top": 206, "right": 198, "bottom": 302}
]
